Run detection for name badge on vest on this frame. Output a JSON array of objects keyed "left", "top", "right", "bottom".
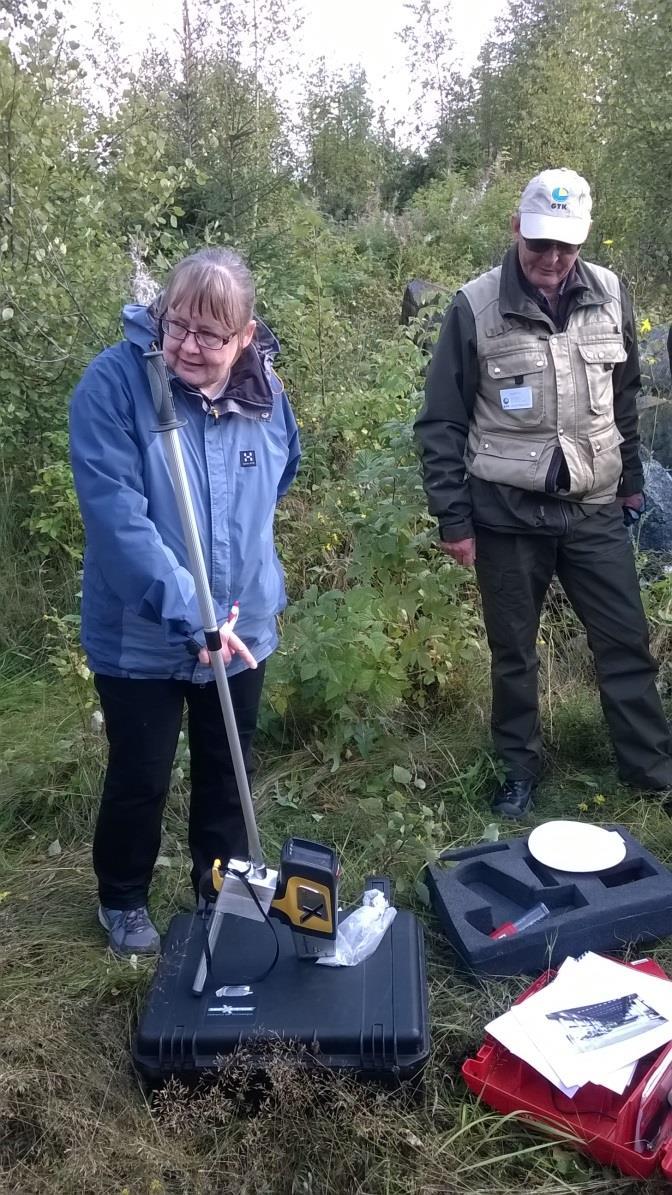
[{"left": 500, "top": 386, "right": 533, "bottom": 410}]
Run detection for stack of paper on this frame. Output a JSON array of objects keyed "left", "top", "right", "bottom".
[{"left": 487, "top": 953, "right": 672, "bottom": 1097}]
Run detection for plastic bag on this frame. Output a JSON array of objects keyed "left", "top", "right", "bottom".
[{"left": 316, "top": 889, "right": 397, "bottom": 967}]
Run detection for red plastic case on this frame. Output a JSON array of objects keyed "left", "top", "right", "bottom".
[{"left": 462, "top": 959, "right": 672, "bottom": 1181}]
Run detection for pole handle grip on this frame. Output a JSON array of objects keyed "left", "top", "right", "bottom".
[{"left": 144, "top": 347, "right": 186, "bottom": 431}]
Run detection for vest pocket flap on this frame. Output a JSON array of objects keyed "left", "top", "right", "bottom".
[
  {"left": 589, "top": 424, "right": 624, "bottom": 456},
  {"left": 486, "top": 351, "right": 547, "bottom": 379},
  {"left": 578, "top": 340, "right": 627, "bottom": 366},
  {"left": 477, "top": 433, "right": 547, "bottom": 461}
]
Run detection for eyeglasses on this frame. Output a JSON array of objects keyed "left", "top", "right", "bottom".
[
  {"left": 523, "top": 237, "right": 580, "bottom": 255},
  {"left": 160, "top": 318, "right": 236, "bottom": 351}
]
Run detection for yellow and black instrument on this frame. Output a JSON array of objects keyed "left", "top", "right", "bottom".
[
  {"left": 270, "top": 838, "right": 339, "bottom": 957},
  {"left": 204, "top": 837, "right": 339, "bottom": 963}
]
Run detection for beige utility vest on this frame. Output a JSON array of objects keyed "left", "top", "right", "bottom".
[{"left": 461, "top": 262, "right": 627, "bottom": 503}]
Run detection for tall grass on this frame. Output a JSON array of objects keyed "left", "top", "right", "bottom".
[
  {"left": 0, "top": 468, "right": 79, "bottom": 669},
  {"left": 2, "top": 641, "right": 672, "bottom": 1191}
]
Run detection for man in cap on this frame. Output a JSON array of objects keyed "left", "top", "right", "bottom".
[{"left": 415, "top": 167, "right": 672, "bottom": 817}]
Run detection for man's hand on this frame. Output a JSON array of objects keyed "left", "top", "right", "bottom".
[
  {"left": 621, "top": 492, "right": 644, "bottom": 513},
  {"left": 198, "top": 626, "right": 258, "bottom": 669},
  {"left": 438, "top": 536, "right": 476, "bottom": 567},
  {"left": 621, "top": 492, "right": 645, "bottom": 527}
]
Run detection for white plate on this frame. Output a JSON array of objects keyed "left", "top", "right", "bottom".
[{"left": 527, "top": 821, "right": 627, "bottom": 873}]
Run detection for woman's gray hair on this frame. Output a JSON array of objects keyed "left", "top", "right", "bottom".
[{"left": 153, "top": 247, "right": 255, "bottom": 333}]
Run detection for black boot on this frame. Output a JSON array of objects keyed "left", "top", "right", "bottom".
[{"left": 492, "top": 778, "right": 535, "bottom": 819}]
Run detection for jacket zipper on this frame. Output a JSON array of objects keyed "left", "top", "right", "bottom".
[{"left": 544, "top": 447, "right": 564, "bottom": 495}]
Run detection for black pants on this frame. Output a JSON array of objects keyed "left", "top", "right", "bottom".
[
  {"left": 475, "top": 505, "right": 672, "bottom": 789},
  {"left": 93, "top": 663, "right": 266, "bottom": 908}
]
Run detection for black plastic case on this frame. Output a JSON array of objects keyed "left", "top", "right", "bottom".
[
  {"left": 426, "top": 824, "right": 672, "bottom": 977},
  {"left": 133, "top": 892, "right": 429, "bottom": 1086}
]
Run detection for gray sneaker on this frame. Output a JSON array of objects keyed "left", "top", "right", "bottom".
[{"left": 98, "top": 905, "right": 161, "bottom": 957}]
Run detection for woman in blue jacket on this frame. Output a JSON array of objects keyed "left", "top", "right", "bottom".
[{"left": 69, "top": 247, "right": 300, "bottom": 957}]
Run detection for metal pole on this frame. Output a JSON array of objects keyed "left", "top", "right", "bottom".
[{"left": 144, "top": 347, "right": 266, "bottom": 875}]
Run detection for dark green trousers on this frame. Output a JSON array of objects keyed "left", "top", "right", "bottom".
[{"left": 475, "top": 504, "right": 672, "bottom": 789}]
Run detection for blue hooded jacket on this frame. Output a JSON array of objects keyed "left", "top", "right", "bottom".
[{"left": 69, "top": 305, "right": 300, "bottom": 680}]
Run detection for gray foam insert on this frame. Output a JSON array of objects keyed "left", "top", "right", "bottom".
[{"left": 426, "top": 824, "right": 672, "bottom": 977}]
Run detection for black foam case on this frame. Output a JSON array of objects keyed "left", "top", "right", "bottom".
[
  {"left": 426, "top": 824, "right": 672, "bottom": 977},
  {"left": 133, "top": 887, "right": 429, "bottom": 1086}
]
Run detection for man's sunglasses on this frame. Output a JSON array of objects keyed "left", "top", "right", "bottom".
[{"left": 523, "top": 237, "right": 580, "bottom": 255}]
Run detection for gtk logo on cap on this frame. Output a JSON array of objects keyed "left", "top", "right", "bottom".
[{"left": 519, "top": 168, "right": 592, "bottom": 244}]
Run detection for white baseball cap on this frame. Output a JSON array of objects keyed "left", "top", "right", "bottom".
[{"left": 519, "top": 168, "right": 592, "bottom": 244}]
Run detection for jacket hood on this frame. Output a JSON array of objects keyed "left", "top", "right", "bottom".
[
  {"left": 123, "top": 303, "right": 158, "bottom": 350},
  {"left": 254, "top": 316, "right": 280, "bottom": 360}
]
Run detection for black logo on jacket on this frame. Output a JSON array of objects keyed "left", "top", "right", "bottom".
[{"left": 240, "top": 450, "right": 257, "bottom": 467}]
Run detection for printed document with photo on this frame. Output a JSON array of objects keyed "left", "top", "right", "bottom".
[
  {"left": 508, "top": 954, "right": 672, "bottom": 1089},
  {"left": 486, "top": 955, "right": 639, "bottom": 1096}
]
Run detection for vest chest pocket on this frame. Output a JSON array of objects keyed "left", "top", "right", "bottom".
[
  {"left": 578, "top": 338, "right": 627, "bottom": 415},
  {"left": 484, "top": 349, "right": 546, "bottom": 427}
]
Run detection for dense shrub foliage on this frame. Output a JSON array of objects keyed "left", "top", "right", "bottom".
[{"left": 1, "top": 0, "right": 670, "bottom": 754}]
